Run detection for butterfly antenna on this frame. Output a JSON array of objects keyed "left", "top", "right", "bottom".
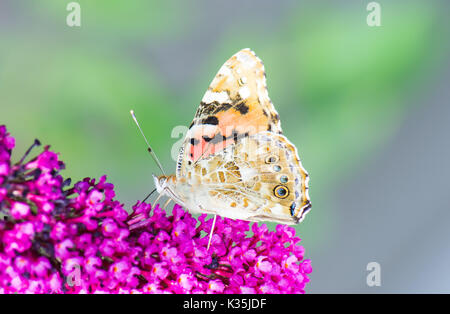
[
  {"left": 207, "top": 215, "right": 217, "bottom": 251},
  {"left": 141, "top": 188, "right": 157, "bottom": 204},
  {"left": 130, "top": 110, "right": 166, "bottom": 176}
]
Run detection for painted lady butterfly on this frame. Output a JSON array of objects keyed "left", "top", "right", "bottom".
[{"left": 154, "top": 49, "right": 311, "bottom": 225}]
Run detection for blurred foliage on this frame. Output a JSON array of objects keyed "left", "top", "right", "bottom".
[
  {"left": 0, "top": 1, "right": 449, "bottom": 248},
  {"left": 25, "top": 0, "right": 194, "bottom": 39}
]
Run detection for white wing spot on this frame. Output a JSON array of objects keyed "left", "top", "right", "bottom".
[
  {"left": 218, "top": 65, "right": 232, "bottom": 77},
  {"left": 240, "top": 166, "right": 257, "bottom": 182},
  {"left": 202, "top": 90, "right": 230, "bottom": 104},
  {"left": 238, "top": 86, "right": 251, "bottom": 100},
  {"left": 236, "top": 51, "right": 257, "bottom": 67}
]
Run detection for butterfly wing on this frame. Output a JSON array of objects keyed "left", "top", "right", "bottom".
[
  {"left": 179, "top": 48, "right": 282, "bottom": 167},
  {"left": 174, "top": 49, "right": 311, "bottom": 224},
  {"left": 177, "top": 132, "right": 310, "bottom": 224}
]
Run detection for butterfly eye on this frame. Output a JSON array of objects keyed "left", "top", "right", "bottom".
[
  {"left": 265, "top": 155, "right": 278, "bottom": 164},
  {"left": 273, "top": 165, "right": 282, "bottom": 172},
  {"left": 280, "top": 175, "right": 288, "bottom": 183},
  {"left": 274, "top": 185, "right": 289, "bottom": 199}
]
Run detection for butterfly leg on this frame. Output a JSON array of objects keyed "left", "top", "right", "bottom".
[
  {"left": 206, "top": 214, "right": 217, "bottom": 251},
  {"left": 153, "top": 193, "right": 163, "bottom": 206},
  {"left": 162, "top": 198, "right": 172, "bottom": 210}
]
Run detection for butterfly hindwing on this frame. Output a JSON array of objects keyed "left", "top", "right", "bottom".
[{"left": 176, "top": 132, "right": 310, "bottom": 224}]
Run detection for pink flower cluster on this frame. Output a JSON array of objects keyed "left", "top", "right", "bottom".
[{"left": 0, "top": 125, "right": 312, "bottom": 293}]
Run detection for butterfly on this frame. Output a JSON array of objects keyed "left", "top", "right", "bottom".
[{"left": 153, "top": 48, "right": 311, "bottom": 225}]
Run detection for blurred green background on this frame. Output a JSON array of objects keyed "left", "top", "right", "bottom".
[{"left": 1, "top": 0, "right": 449, "bottom": 292}]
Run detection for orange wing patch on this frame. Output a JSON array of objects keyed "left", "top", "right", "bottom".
[{"left": 186, "top": 48, "right": 283, "bottom": 162}]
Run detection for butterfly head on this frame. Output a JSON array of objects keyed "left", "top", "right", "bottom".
[
  {"left": 153, "top": 174, "right": 173, "bottom": 194},
  {"left": 152, "top": 174, "right": 186, "bottom": 206}
]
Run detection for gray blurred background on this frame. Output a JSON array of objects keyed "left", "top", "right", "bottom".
[{"left": 1, "top": 0, "right": 449, "bottom": 293}]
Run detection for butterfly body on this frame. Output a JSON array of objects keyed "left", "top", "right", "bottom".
[{"left": 155, "top": 49, "right": 311, "bottom": 225}]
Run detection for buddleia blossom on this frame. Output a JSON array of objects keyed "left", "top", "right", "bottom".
[{"left": 0, "top": 125, "right": 312, "bottom": 294}]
